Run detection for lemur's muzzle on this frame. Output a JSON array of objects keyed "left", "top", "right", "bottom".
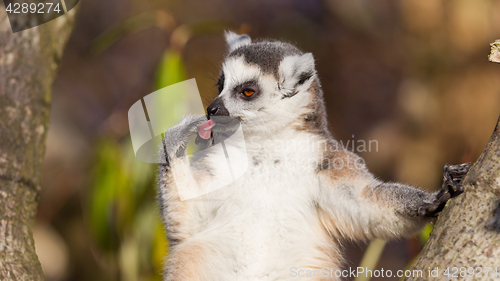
[
  {"left": 206, "top": 96, "right": 238, "bottom": 131},
  {"left": 207, "top": 97, "right": 230, "bottom": 117},
  {"left": 196, "top": 97, "right": 240, "bottom": 146}
]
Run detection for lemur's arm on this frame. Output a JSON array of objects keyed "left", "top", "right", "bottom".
[
  {"left": 314, "top": 149, "right": 470, "bottom": 241},
  {"left": 157, "top": 115, "right": 211, "bottom": 246}
]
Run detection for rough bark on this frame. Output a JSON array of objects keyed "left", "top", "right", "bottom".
[
  {"left": 0, "top": 6, "right": 77, "bottom": 281},
  {"left": 406, "top": 115, "right": 500, "bottom": 280}
]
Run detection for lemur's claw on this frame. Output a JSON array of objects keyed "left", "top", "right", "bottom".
[{"left": 418, "top": 163, "right": 472, "bottom": 217}]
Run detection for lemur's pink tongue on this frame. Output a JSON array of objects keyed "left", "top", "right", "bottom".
[{"left": 198, "top": 119, "right": 215, "bottom": 139}]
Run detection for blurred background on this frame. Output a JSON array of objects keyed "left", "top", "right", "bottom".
[{"left": 34, "top": 0, "right": 500, "bottom": 280}]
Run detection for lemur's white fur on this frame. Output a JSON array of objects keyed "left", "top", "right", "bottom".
[{"left": 158, "top": 32, "right": 440, "bottom": 280}]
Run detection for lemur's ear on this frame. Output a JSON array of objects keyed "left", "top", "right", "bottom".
[
  {"left": 292, "top": 53, "right": 315, "bottom": 85},
  {"left": 279, "top": 53, "right": 316, "bottom": 93},
  {"left": 225, "top": 31, "right": 251, "bottom": 52}
]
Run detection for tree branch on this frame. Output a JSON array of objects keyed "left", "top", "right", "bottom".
[
  {"left": 0, "top": 6, "right": 78, "bottom": 280},
  {"left": 406, "top": 114, "right": 500, "bottom": 280}
]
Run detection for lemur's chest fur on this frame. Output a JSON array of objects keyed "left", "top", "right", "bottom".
[{"left": 191, "top": 130, "right": 339, "bottom": 279}]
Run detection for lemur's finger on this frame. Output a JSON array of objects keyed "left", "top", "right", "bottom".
[
  {"left": 437, "top": 191, "right": 451, "bottom": 203},
  {"left": 449, "top": 181, "right": 464, "bottom": 195},
  {"left": 418, "top": 203, "right": 440, "bottom": 217},
  {"left": 444, "top": 163, "right": 472, "bottom": 178},
  {"left": 426, "top": 204, "right": 439, "bottom": 213},
  {"left": 418, "top": 206, "right": 427, "bottom": 217}
]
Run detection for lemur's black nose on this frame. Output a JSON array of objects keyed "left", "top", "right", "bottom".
[
  {"left": 207, "top": 106, "right": 219, "bottom": 116},
  {"left": 207, "top": 97, "right": 230, "bottom": 118}
]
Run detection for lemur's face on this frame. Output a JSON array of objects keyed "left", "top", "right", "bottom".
[{"left": 207, "top": 32, "right": 317, "bottom": 135}]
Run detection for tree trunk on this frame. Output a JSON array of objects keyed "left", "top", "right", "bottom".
[
  {"left": 0, "top": 7, "right": 77, "bottom": 281},
  {"left": 406, "top": 115, "right": 500, "bottom": 280}
]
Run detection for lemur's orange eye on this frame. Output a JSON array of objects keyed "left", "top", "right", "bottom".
[{"left": 242, "top": 90, "right": 255, "bottom": 96}]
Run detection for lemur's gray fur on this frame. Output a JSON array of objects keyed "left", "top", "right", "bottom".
[
  {"left": 157, "top": 31, "right": 471, "bottom": 281},
  {"left": 229, "top": 41, "right": 302, "bottom": 78}
]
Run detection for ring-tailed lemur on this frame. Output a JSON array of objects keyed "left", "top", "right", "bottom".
[{"left": 157, "top": 31, "right": 471, "bottom": 280}]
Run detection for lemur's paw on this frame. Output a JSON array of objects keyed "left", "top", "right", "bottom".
[
  {"left": 418, "top": 162, "right": 472, "bottom": 217},
  {"left": 162, "top": 115, "right": 207, "bottom": 162}
]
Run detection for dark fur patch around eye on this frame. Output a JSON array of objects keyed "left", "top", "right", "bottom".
[
  {"left": 217, "top": 72, "right": 225, "bottom": 94},
  {"left": 234, "top": 80, "right": 260, "bottom": 100}
]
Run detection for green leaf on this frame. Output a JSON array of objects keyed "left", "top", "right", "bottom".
[{"left": 418, "top": 223, "right": 434, "bottom": 245}]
